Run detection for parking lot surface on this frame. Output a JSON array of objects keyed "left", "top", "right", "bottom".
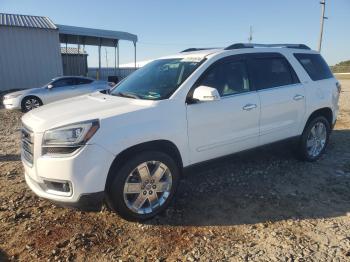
[{"left": 1, "top": 80, "right": 350, "bottom": 261}]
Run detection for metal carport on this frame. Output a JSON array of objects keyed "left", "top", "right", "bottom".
[{"left": 57, "top": 24, "right": 138, "bottom": 79}]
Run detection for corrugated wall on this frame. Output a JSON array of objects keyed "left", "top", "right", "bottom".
[
  {"left": 62, "top": 54, "right": 88, "bottom": 76},
  {"left": 0, "top": 26, "right": 62, "bottom": 91}
]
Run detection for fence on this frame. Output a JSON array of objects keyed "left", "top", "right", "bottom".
[{"left": 87, "top": 67, "right": 137, "bottom": 81}]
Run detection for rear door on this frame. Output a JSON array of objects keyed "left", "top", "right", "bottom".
[
  {"left": 247, "top": 53, "right": 306, "bottom": 145},
  {"left": 74, "top": 78, "right": 96, "bottom": 95}
]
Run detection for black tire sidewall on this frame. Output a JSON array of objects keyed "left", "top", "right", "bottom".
[
  {"left": 107, "top": 151, "right": 180, "bottom": 221},
  {"left": 300, "top": 116, "right": 330, "bottom": 161},
  {"left": 21, "top": 96, "right": 42, "bottom": 112}
]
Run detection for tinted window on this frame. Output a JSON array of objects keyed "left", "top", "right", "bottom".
[
  {"left": 249, "top": 57, "right": 296, "bottom": 90},
  {"left": 198, "top": 60, "right": 250, "bottom": 96},
  {"left": 76, "top": 78, "right": 94, "bottom": 85},
  {"left": 52, "top": 78, "right": 76, "bottom": 87},
  {"left": 294, "top": 53, "right": 333, "bottom": 81}
]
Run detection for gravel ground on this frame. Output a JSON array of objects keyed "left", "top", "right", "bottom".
[{"left": 0, "top": 80, "right": 350, "bottom": 261}]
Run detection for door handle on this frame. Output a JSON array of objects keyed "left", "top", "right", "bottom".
[
  {"left": 293, "top": 94, "right": 304, "bottom": 101},
  {"left": 242, "top": 104, "right": 257, "bottom": 111}
]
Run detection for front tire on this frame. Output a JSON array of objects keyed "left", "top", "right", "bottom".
[
  {"left": 106, "top": 151, "right": 180, "bottom": 221},
  {"left": 21, "top": 96, "right": 42, "bottom": 112},
  {"left": 298, "top": 116, "right": 330, "bottom": 162}
]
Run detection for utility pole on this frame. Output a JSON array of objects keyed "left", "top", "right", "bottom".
[
  {"left": 105, "top": 48, "right": 109, "bottom": 69},
  {"left": 318, "top": 0, "right": 327, "bottom": 52},
  {"left": 248, "top": 25, "right": 253, "bottom": 43}
]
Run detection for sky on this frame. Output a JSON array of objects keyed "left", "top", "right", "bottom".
[{"left": 1, "top": 0, "right": 349, "bottom": 66}]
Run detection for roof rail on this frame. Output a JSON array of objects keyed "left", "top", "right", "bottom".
[
  {"left": 181, "top": 47, "right": 219, "bottom": 53},
  {"left": 224, "top": 43, "right": 311, "bottom": 50}
]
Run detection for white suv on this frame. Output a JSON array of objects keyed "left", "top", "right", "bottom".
[{"left": 21, "top": 43, "right": 340, "bottom": 220}]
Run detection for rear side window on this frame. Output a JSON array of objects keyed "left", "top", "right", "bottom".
[
  {"left": 249, "top": 57, "right": 298, "bottom": 90},
  {"left": 76, "top": 78, "right": 94, "bottom": 85},
  {"left": 294, "top": 53, "right": 333, "bottom": 81}
]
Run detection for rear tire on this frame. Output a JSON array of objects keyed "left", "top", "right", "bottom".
[
  {"left": 21, "top": 96, "right": 42, "bottom": 112},
  {"left": 106, "top": 151, "right": 180, "bottom": 221},
  {"left": 298, "top": 116, "right": 330, "bottom": 162}
]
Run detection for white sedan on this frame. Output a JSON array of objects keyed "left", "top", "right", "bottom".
[{"left": 3, "top": 76, "right": 111, "bottom": 112}]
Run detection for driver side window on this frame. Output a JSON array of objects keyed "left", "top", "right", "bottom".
[
  {"left": 52, "top": 78, "right": 76, "bottom": 88},
  {"left": 198, "top": 60, "right": 250, "bottom": 97}
]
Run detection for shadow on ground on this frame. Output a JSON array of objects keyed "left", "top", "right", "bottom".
[
  {"left": 0, "top": 154, "right": 21, "bottom": 162},
  {"left": 0, "top": 249, "right": 9, "bottom": 261},
  {"left": 147, "top": 129, "right": 350, "bottom": 226}
]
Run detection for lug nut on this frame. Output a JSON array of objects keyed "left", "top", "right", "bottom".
[
  {"left": 143, "top": 191, "right": 147, "bottom": 195},
  {"left": 149, "top": 190, "right": 153, "bottom": 195},
  {"left": 152, "top": 185, "right": 156, "bottom": 189},
  {"left": 145, "top": 180, "right": 149, "bottom": 184},
  {"left": 150, "top": 179, "right": 155, "bottom": 184}
]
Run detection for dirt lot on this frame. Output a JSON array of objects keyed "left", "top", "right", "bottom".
[{"left": 1, "top": 80, "right": 350, "bottom": 262}]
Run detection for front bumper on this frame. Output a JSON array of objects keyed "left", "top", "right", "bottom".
[
  {"left": 23, "top": 143, "right": 115, "bottom": 208},
  {"left": 3, "top": 97, "right": 21, "bottom": 110}
]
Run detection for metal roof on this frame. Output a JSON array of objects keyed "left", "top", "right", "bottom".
[
  {"left": 0, "top": 13, "right": 57, "bottom": 29},
  {"left": 61, "top": 47, "right": 87, "bottom": 55},
  {"left": 57, "top": 24, "right": 138, "bottom": 47}
]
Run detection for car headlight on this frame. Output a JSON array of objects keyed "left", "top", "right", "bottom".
[
  {"left": 42, "top": 119, "right": 99, "bottom": 155},
  {"left": 4, "top": 93, "right": 22, "bottom": 99}
]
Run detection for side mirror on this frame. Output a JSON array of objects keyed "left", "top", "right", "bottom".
[
  {"left": 192, "top": 85, "right": 220, "bottom": 102},
  {"left": 47, "top": 84, "right": 53, "bottom": 89}
]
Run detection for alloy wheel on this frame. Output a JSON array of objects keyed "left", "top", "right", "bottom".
[
  {"left": 306, "top": 121, "right": 327, "bottom": 157},
  {"left": 24, "top": 98, "right": 41, "bottom": 111},
  {"left": 123, "top": 161, "right": 172, "bottom": 214}
]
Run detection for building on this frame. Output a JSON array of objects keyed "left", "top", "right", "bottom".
[
  {"left": 61, "top": 47, "right": 88, "bottom": 76},
  {"left": 0, "top": 14, "right": 62, "bottom": 91},
  {"left": 0, "top": 13, "right": 138, "bottom": 91}
]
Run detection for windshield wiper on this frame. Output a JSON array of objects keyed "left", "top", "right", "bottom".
[{"left": 114, "top": 92, "right": 140, "bottom": 99}]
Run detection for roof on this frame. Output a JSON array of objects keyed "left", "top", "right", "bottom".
[
  {"left": 61, "top": 47, "right": 87, "bottom": 55},
  {"left": 0, "top": 13, "right": 57, "bottom": 29},
  {"left": 57, "top": 24, "right": 138, "bottom": 47}
]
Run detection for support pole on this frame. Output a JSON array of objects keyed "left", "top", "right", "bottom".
[
  {"left": 65, "top": 41, "right": 68, "bottom": 76},
  {"left": 98, "top": 38, "right": 101, "bottom": 80},
  {"left": 117, "top": 41, "right": 120, "bottom": 77},
  {"left": 77, "top": 36, "right": 81, "bottom": 76},
  {"left": 134, "top": 41, "right": 137, "bottom": 69},
  {"left": 114, "top": 41, "right": 117, "bottom": 76},
  {"left": 318, "top": 0, "right": 326, "bottom": 52}
]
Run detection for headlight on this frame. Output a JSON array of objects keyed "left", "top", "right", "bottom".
[
  {"left": 42, "top": 119, "right": 99, "bottom": 155},
  {"left": 4, "top": 93, "right": 22, "bottom": 99}
]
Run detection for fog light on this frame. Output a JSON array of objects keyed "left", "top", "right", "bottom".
[{"left": 40, "top": 179, "right": 72, "bottom": 196}]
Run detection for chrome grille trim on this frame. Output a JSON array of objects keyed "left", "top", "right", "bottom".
[{"left": 21, "top": 125, "right": 34, "bottom": 165}]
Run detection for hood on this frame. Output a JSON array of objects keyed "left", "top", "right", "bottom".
[
  {"left": 4, "top": 87, "right": 42, "bottom": 98},
  {"left": 21, "top": 92, "right": 155, "bottom": 132}
]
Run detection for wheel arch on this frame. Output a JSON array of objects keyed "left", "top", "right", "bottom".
[
  {"left": 305, "top": 107, "right": 333, "bottom": 128},
  {"left": 105, "top": 140, "right": 183, "bottom": 191}
]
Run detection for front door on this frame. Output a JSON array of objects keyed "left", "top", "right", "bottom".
[
  {"left": 44, "top": 77, "right": 77, "bottom": 103},
  {"left": 186, "top": 57, "right": 260, "bottom": 164}
]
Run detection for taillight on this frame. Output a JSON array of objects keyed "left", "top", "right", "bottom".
[{"left": 336, "top": 82, "right": 341, "bottom": 93}]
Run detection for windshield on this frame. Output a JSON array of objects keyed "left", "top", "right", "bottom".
[{"left": 110, "top": 58, "right": 203, "bottom": 100}]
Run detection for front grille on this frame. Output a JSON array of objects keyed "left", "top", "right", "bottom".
[{"left": 21, "top": 126, "right": 34, "bottom": 165}]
